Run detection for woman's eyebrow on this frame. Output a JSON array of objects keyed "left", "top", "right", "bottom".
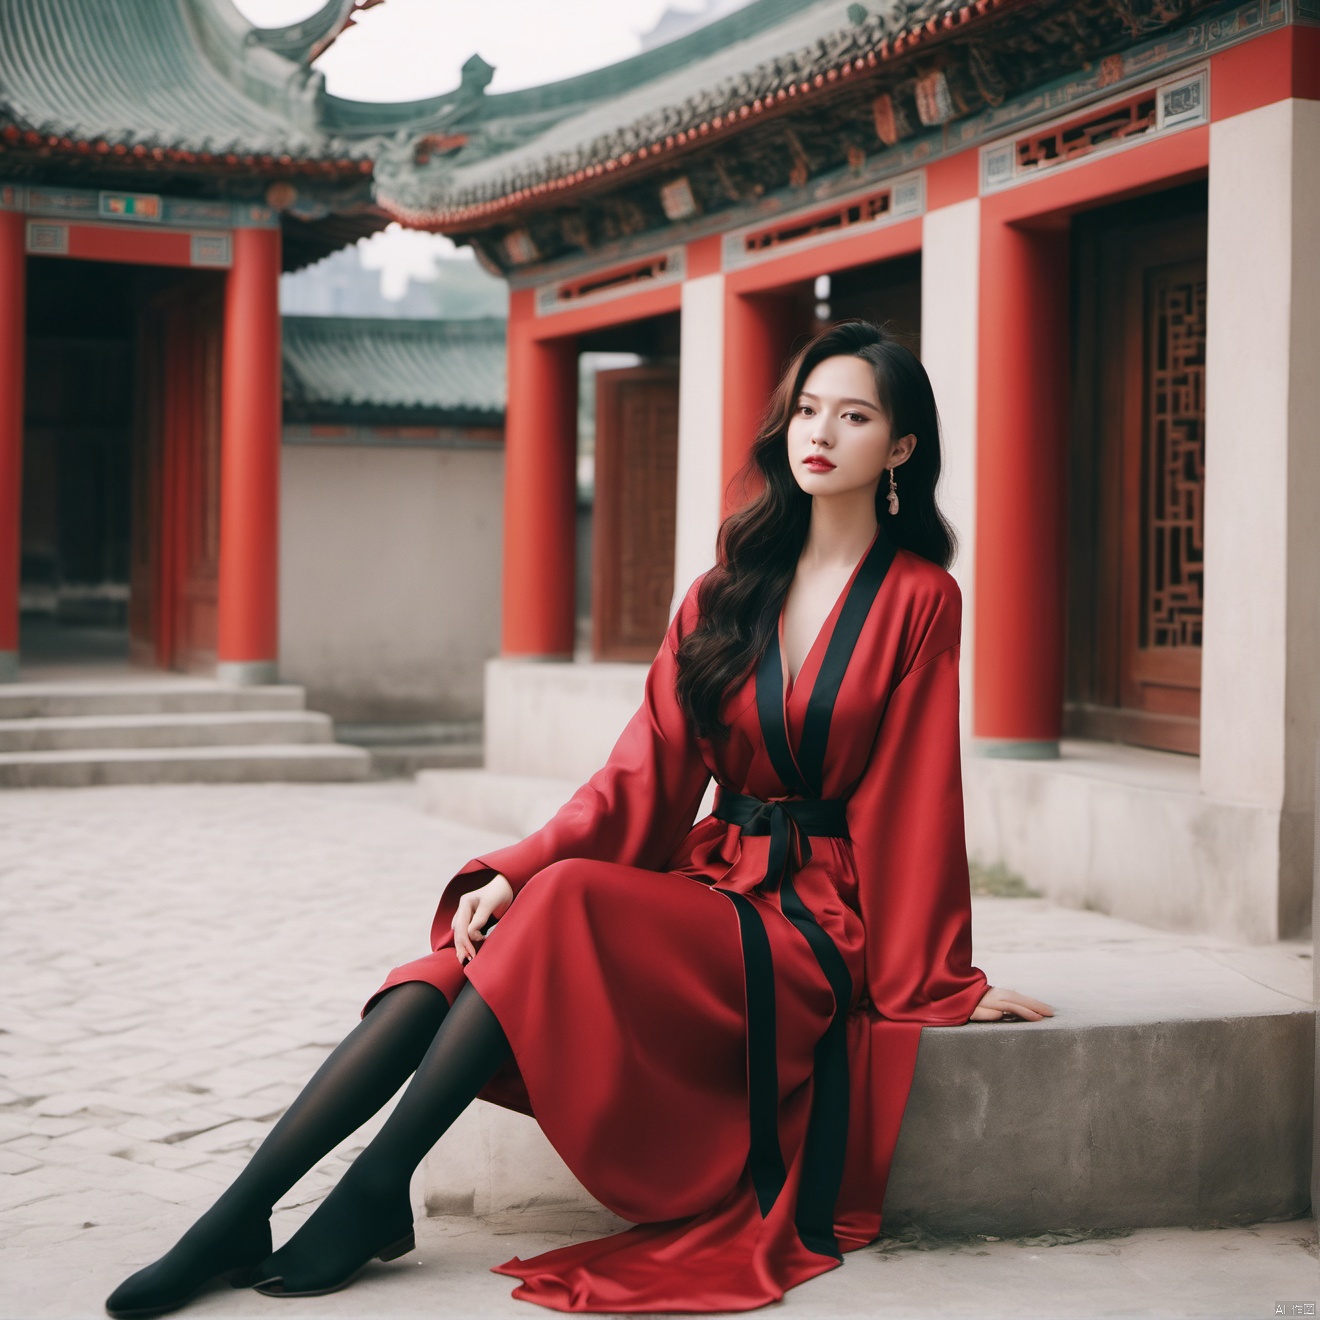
[{"left": 798, "top": 391, "right": 878, "bottom": 409}]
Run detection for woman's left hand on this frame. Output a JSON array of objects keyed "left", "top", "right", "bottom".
[{"left": 970, "top": 985, "right": 1055, "bottom": 1022}]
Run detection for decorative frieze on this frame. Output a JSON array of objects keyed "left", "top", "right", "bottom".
[
  {"left": 0, "top": 180, "right": 276, "bottom": 228},
  {"left": 979, "top": 68, "right": 1208, "bottom": 193},
  {"left": 535, "top": 247, "right": 686, "bottom": 316}
]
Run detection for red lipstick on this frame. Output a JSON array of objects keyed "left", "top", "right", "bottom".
[{"left": 803, "top": 456, "right": 835, "bottom": 471}]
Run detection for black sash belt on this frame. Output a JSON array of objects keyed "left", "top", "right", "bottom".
[
  {"left": 713, "top": 784, "right": 855, "bottom": 1258},
  {"left": 712, "top": 785, "right": 849, "bottom": 895}
]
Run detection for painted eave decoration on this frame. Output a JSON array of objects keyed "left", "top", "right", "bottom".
[{"left": 367, "top": 0, "right": 1227, "bottom": 273}]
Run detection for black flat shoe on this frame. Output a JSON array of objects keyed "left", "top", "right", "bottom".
[
  {"left": 104, "top": 1214, "right": 272, "bottom": 1319},
  {"left": 252, "top": 1227, "right": 416, "bottom": 1298}
]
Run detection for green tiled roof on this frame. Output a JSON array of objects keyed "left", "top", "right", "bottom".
[
  {"left": 282, "top": 316, "right": 506, "bottom": 418},
  {"left": 0, "top": 0, "right": 366, "bottom": 161},
  {"left": 369, "top": 0, "right": 961, "bottom": 221}
]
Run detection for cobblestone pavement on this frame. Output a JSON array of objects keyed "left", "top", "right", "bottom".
[{"left": 0, "top": 781, "right": 1315, "bottom": 1320}]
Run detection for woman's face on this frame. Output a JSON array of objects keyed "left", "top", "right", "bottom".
[{"left": 785, "top": 354, "right": 915, "bottom": 499}]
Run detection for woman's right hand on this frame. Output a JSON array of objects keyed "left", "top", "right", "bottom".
[{"left": 452, "top": 873, "right": 515, "bottom": 965}]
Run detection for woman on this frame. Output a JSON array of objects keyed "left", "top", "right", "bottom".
[{"left": 106, "top": 319, "right": 1053, "bottom": 1318}]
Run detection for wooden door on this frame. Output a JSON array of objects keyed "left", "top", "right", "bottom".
[
  {"left": 1067, "top": 190, "right": 1206, "bottom": 754},
  {"left": 591, "top": 366, "right": 679, "bottom": 661},
  {"left": 130, "top": 275, "right": 223, "bottom": 672}
]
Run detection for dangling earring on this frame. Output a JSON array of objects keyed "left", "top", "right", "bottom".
[{"left": 886, "top": 465, "right": 899, "bottom": 516}]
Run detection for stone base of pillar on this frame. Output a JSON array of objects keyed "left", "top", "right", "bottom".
[
  {"left": 216, "top": 660, "right": 278, "bottom": 687},
  {"left": 973, "top": 737, "right": 1059, "bottom": 760},
  {"left": 0, "top": 651, "right": 17, "bottom": 683}
]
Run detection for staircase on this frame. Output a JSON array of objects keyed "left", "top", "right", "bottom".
[{"left": 0, "top": 677, "right": 370, "bottom": 787}]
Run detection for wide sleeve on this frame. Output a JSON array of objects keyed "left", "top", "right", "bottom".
[
  {"left": 426, "top": 580, "right": 713, "bottom": 952},
  {"left": 845, "top": 588, "right": 989, "bottom": 1026}
]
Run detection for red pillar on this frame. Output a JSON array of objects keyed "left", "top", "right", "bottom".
[
  {"left": 218, "top": 225, "right": 281, "bottom": 684},
  {"left": 501, "top": 296, "right": 578, "bottom": 657},
  {"left": 721, "top": 290, "right": 801, "bottom": 518},
  {"left": 0, "top": 210, "right": 24, "bottom": 682},
  {"left": 973, "top": 214, "right": 1071, "bottom": 755}
]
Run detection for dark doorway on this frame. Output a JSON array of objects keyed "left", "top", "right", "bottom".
[
  {"left": 21, "top": 259, "right": 138, "bottom": 665},
  {"left": 827, "top": 251, "right": 922, "bottom": 352},
  {"left": 20, "top": 257, "right": 225, "bottom": 672},
  {"left": 1066, "top": 181, "right": 1208, "bottom": 755}
]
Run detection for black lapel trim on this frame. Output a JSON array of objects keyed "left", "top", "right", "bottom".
[
  {"left": 722, "top": 890, "right": 787, "bottom": 1216},
  {"left": 797, "top": 524, "right": 897, "bottom": 798},
  {"left": 756, "top": 629, "right": 810, "bottom": 797},
  {"left": 778, "top": 870, "right": 854, "bottom": 1259}
]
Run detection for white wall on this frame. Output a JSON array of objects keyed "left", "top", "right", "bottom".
[
  {"left": 671, "top": 273, "right": 726, "bottom": 618},
  {"left": 1203, "top": 97, "right": 1320, "bottom": 935},
  {"left": 279, "top": 441, "right": 504, "bottom": 722},
  {"left": 921, "top": 199, "right": 981, "bottom": 743}
]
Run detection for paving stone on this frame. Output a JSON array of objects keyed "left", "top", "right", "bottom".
[{"left": 1, "top": 779, "right": 1313, "bottom": 1320}]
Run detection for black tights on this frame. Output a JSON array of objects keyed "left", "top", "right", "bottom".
[{"left": 130, "top": 981, "right": 510, "bottom": 1296}]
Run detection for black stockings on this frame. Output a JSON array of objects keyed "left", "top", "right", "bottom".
[
  {"left": 214, "top": 979, "right": 455, "bottom": 1220},
  {"left": 254, "top": 981, "right": 512, "bottom": 1291},
  {"left": 106, "top": 979, "right": 509, "bottom": 1313}
]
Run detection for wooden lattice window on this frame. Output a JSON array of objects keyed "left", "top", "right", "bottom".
[
  {"left": 1141, "top": 268, "right": 1205, "bottom": 652},
  {"left": 741, "top": 189, "right": 892, "bottom": 255},
  {"left": 553, "top": 254, "right": 672, "bottom": 306},
  {"left": 1066, "top": 184, "right": 1207, "bottom": 755}
]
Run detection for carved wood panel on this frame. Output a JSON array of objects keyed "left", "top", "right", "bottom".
[
  {"left": 591, "top": 366, "right": 679, "bottom": 662},
  {"left": 1066, "top": 186, "right": 1206, "bottom": 755}
]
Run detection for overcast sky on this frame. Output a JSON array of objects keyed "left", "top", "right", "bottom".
[
  {"left": 232, "top": 0, "right": 723, "bottom": 99},
  {"left": 236, "top": 0, "right": 744, "bottom": 296}
]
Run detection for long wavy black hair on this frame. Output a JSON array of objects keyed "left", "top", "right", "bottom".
[{"left": 675, "top": 319, "right": 957, "bottom": 743}]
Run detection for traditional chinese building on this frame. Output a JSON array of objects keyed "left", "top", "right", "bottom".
[
  {"left": 373, "top": 0, "right": 1319, "bottom": 945},
  {"left": 0, "top": 0, "right": 510, "bottom": 783},
  {"left": 0, "top": 0, "right": 378, "bottom": 684}
]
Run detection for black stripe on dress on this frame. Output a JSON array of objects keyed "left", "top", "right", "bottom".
[
  {"left": 722, "top": 889, "right": 787, "bottom": 1216},
  {"left": 796, "top": 523, "right": 896, "bottom": 797},
  {"left": 779, "top": 870, "right": 853, "bottom": 1259}
]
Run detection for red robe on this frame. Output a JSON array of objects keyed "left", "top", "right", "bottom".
[{"left": 367, "top": 520, "right": 989, "bottom": 1312}]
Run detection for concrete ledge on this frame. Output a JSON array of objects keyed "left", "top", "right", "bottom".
[
  {"left": 417, "top": 768, "right": 580, "bottom": 837},
  {"left": 483, "top": 657, "right": 646, "bottom": 781},
  {"left": 964, "top": 738, "right": 1286, "bottom": 944},
  {"left": 424, "top": 896, "right": 1314, "bottom": 1233},
  {"left": 418, "top": 767, "right": 720, "bottom": 839}
]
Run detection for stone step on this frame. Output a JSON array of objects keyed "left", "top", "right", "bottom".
[
  {"left": 0, "top": 742, "right": 371, "bottom": 788},
  {"left": 418, "top": 822, "right": 1313, "bottom": 1234},
  {"left": 0, "top": 679, "right": 306, "bottom": 720},
  {"left": 335, "top": 722, "right": 484, "bottom": 780},
  {"left": 365, "top": 742, "right": 484, "bottom": 779},
  {"left": 0, "top": 710, "right": 333, "bottom": 752}
]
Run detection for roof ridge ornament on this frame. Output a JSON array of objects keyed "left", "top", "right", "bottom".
[{"left": 460, "top": 54, "right": 496, "bottom": 99}]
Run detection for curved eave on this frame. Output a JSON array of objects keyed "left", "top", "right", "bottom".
[
  {"left": 0, "top": 124, "right": 375, "bottom": 177},
  {"left": 379, "top": 0, "right": 1024, "bottom": 232}
]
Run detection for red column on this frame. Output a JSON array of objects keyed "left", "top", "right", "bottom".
[
  {"left": 973, "top": 214, "right": 1070, "bottom": 755},
  {"left": 501, "top": 296, "right": 578, "bottom": 657},
  {"left": 218, "top": 225, "right": 281, "bottom": 684},
  {"left": 0, "top": 210, "right": 24, "bottom": 682},
  {"left": 721, "top": 290, "right": 801, "bottom": 518}
]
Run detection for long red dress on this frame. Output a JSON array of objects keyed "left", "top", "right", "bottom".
[{"left": 366, "top": 520, "right": 990, "bottom": 1312}]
